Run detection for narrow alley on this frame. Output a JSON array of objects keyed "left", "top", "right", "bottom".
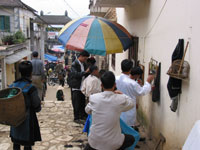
[
  {"left": 0, "top": 85, "right": 88, "bottom": 150},
  {"left": 0, "top": 84, "right": 155, "bottom": 150}
]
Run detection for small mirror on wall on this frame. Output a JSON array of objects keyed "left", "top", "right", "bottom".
[
  {"left": 139, "top": 64, "right": 145, "bottom": 85},
  {"left": 149, "top": 58, "right": 159, "bottom": 75}
]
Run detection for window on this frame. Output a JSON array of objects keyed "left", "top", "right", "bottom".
[
  {"left": 128, "top": 36, "right": 139, "bottom": 66},
  {"left": 0, "top": 16, "right": 10, "bottom": 32},
  {"left": 111, "top": 54, "right": 115, "bottom": 70}
]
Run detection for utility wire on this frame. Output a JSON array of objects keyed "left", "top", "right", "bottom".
[
  {"left": 145, "top": 0, "right": 168, "bottom": 37},
  {"left": 63, "top": 0, "right": 80, "bottom": 17}
]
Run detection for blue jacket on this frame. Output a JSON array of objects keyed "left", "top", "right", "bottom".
[{"left": 10, "top": 78, "right": 41, "bottom": 146}]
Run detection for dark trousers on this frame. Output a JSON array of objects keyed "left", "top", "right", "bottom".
[
  {"left": 59, "top": 79, "right": 64, "bottom": 87},
  {"left": 84, "top": 134, "right": 135, "bottom": 150},
  {"left": 13, "top": 143, "right": 32, "bottom": 150},
  {"left": 72, "top": 90, "right": 87, "bottom": 120}
]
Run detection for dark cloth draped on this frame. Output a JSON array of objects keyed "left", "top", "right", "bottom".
[
  {"left": 167, "top": 39, "right": 184, "bottom": 98},
  {"left": 152, "top": 62, "right": 161, "bottom": 102},
  {"left": 167, "top": 39, "right": 184, "bottom": 111}
]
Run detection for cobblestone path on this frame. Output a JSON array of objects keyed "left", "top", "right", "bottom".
[
  {"left": 0, "top": 85, "right": 155, "bottom": 150},
  {"left": 0, "top": 86, "right": 87, "bottom": 150}
]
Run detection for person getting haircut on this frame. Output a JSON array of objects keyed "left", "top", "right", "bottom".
[
  {"left": 130, "top": 66, "right": 143, "bottom": 76},
  {"left": 89, "top": 65, "right": 98, "bottom": 74}
]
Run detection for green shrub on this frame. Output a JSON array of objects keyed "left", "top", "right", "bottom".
[
  {"left": 13, "top": 30, "right": 25, "bottom": 44},
  {"left": 1, "top": 30, "right": 26, "bottom": 45},
  {"left": 2, "top": 35, "right": 14, "bottom": 45}
]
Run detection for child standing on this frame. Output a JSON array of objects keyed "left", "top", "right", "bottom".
[
  {"left": 84, "top": 71, "right": 135, "bottom": 150},
  {"left": 10, "top": 61, "right": 42, "bottom": 150}
]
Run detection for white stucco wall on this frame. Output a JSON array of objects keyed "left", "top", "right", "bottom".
[
  {"left": 19, "top": 8, "right": 35, "bottom": 38},
  {"left": 110, "top": 0, "right": 200, "bottom": 149},
  {"left": 0, "top": 7, "right": 34, "bottom": 37}
]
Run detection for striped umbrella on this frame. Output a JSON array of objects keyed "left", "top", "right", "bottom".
[{"left": 58, "top": 16, "right": 133, "bottom": 56}]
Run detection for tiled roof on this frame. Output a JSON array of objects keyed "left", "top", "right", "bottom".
[
  {"left": 0, "top": 0, "right": 22, "bottom": 7},
  {"left": 34, "top": 15, "right": 72, "bottom": 25},
  {"left": 0, "top": 0, "right": 36, "bottom": 12}
]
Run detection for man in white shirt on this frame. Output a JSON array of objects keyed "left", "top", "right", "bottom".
[
  {"left": 85, "top": 71, "right": 135, "bottom": 150},
  {"left": 81, "top": 65, "right": 101, "bottom": 100},
  {"left": 116, "top": 59, "right": 154, "bottom": 127}
]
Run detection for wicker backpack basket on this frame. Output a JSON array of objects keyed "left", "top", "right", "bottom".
[{"left": 0, "top": 87, "right": 26, "bottom": 127}]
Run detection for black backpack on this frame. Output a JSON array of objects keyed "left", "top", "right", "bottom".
[{"left": 56, "top": 89, "right": 64, "bottom": 101}]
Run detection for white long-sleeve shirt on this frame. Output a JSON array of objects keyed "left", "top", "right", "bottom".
[
  {"left": 85, "top": 91, "right": 134, "bottom": 150},
  {"left": 116, "top": 74, "right": 151, "bottom": 126},
  {"left": 81, "top": 75, "right": 101, "bottom": 98}
]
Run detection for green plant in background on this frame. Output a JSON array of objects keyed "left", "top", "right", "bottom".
[
  {"left": 1, "top": 30, "right": 26, "bottom": 45},
  {"left": 2, "top": 35, "right": 14, "bottom": 45},
  {"left": 13, "top": 30, "right": 25, "bottom": 44}
]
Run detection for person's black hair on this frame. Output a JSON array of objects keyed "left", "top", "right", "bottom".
[
  {"left": 79, "top": 50, "right": 90, "bottom": 57},
  {"left": 130, "top": 66, "right": 143, "bottom": 76},
  {"left": 100, "top": 71, "right": 115, "bottom": 89},
  {"left": 99, "top": 69, "right": 106, "bottom": 77},
  {"left": 89, "top": 65, "right": 98, "bottom": 73},
  {"left": 32, "top": 51, "right": 38, "bottom": 57},
  {"left": 19, "top": 61, "right": 33, "bottom": 77},
  {"left": 121, "top": 59, "right": 133, "bottom": 72},
  {"left": 87, "top": 57, "right": 96, "bottom": 65}
]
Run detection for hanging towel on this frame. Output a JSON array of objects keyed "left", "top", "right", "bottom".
[
  {"left": 152, "top": 62, "right": 161, "bottom": 102},
  {"left": 167, "top": 39, "right": 184, "bottom": 112}
]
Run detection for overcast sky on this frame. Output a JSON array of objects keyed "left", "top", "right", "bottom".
[{"left": 21, "top": 0, "right": 90, "bottom": 19}]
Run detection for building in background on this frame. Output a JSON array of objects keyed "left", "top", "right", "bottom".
[
  {"left": 33, "top": 10, "right": 71, "bottom": 61},
  {"left": 0, "top": 0, "right": 37, "bottom": 88}
]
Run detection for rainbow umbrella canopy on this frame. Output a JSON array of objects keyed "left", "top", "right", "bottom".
[{"left": 58, "top": 16, "right": 133, "bottom": 56}]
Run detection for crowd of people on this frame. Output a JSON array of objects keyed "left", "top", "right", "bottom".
[
  {"left": 8, "top": 50, "right": 155, "bottom": 150},
  {"left": 68, "top": 50, "right": 155, "bottom": 149}
]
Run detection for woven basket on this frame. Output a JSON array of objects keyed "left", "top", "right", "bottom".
[
  {"left": 167, "top": 60, "right": 190, "bottom": 80},
  {"left": 167, "top": 41, "right": 190, "bottom": 80},
  {"left": 0, "top": 87, "right": 26, "bottom": 127}
]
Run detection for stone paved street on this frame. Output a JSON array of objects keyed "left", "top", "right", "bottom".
[
  {"left": 0, "top": 85, "right": 88, "bottom": 150},
  {"left": 0, "top": 85, "right": 155, "bottom": 150}
]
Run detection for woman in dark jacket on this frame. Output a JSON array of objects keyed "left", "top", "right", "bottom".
[{"left": 10, "top": 61, "right": 41, "bottom": 150}]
